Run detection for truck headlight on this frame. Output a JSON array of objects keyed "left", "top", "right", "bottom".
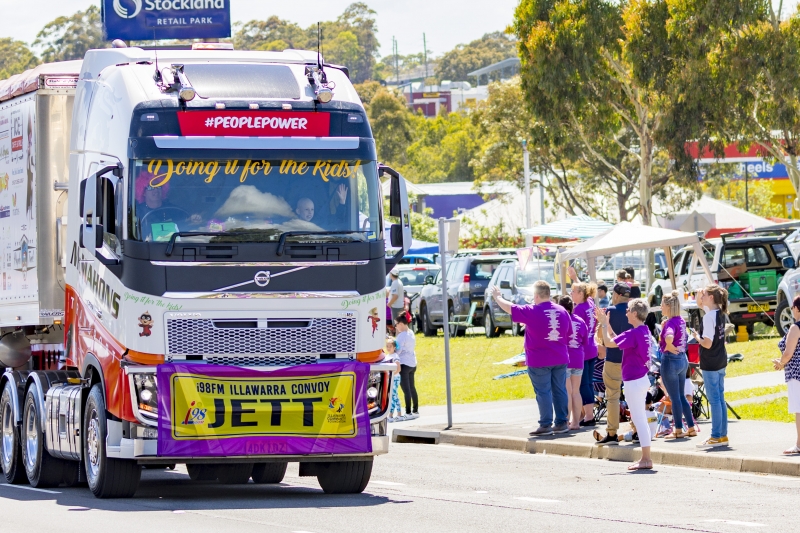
[{"left": 133, "top": 374, "right": 158, "bottom": 417}]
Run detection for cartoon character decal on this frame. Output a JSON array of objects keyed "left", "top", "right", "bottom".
[
  {"left": 138, "top": 312, "right": 153, "bottom": 337},
  {"left": 367, "top": 307, "right": 381, "bottom": 337}
]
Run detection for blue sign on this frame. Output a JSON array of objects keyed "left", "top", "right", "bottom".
[
  {"left": 699, "top": 160, "right": 795, "bottom": 180},
  {"left": 102, "top": 0, "right": 231, "bottom": 41}
]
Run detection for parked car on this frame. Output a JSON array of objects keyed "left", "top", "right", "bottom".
[
  {"left": 594, "top": 251, "right": 666, "bottom": 285},
  {"left": 417, "top": 254, "right": 508, "bottom": 336},
  {"left": 483, "top": 259, "right": 557, "bottom": 337},
  {"left": 386, "top": 264, "right": 441, "bottom": 326},
  {"left": 397, "top": 254, "right": 435, "bottom": 265},
  {"left": 648, "top": 230, "right": 794, "bottom": 333}
]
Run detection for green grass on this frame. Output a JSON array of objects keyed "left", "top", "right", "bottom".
[
  {"left": 725, "top": 385, "right": 787, "bottom": 402},
  {"left": 415, "top": 334, "right": 534, "bottom": 406},
  {"left": 732, "top": 398, "right": 796, "bottom": 423},
  {"left": 726, "top": 337, "right": 782, "bottom": 378}
]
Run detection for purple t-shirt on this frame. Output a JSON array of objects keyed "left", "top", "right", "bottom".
[
  {"left": 613, "top": 324, "right": 651, "bottom": 382},
  {"left": 512, "top": 301, "right": 572, "bottom": 368},
  {"left": 660, "top": 316, "right": 686, "bottom": 353},
  {"left": 574, "top": 299, "right": 598, "bottom": 360},
  {"left": 568, "top": 314, "right": 587, "bottom": 369}
]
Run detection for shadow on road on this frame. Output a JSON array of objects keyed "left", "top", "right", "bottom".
[{"left": 0, "top": 469, "right": 405, "bottom": 512}]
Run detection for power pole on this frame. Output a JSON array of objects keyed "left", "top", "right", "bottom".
[
  {"left": 393, "top": 37, "right": 399, "bottom": 84},
  {"left": 523, "top": 140, "right": 532, "bottom": 247},
  {"left": 423, "top": 33, "right": 428, "bottom": 86}
]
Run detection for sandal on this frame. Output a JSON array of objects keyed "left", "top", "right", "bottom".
[
  {"left": 783, "top": 445, "right": 800, "bottom": 456},
  {"left": 627, "top": 460, "right": 653, "bottom": 471}
]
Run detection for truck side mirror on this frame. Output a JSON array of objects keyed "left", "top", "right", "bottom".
[
  {"left": 424, "top": 275, "right": 434, "bottom": 285},
  {"left": 783, "top": 256, "right": 796, "bottom": 269},
  {"left": 80, "top": 173, "right": 99, "bottom": 250},
  {"left": 654, "top": 269, "right": 667, "bottom": 280},
  {"left": 390, "top": 224, "right": 403, "bottom": 248}
]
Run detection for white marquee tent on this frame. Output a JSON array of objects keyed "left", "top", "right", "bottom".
[{"left": 558, "top": 222, "right": 714, "bottom": 294}]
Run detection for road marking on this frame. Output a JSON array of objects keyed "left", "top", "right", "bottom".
[
  {"left": 705, "top": 520, "right": 766, "bottom": 528},
  {"left": 515, "top": 496, "right": 561, "bottom": 503},
  {"left": 0, "top": 484, "right": 60, "bottom": 494},
  {"left": 370, "top": 480, "right": 405, "bottom": 486},
  {"left": 173, "top": 510, "right": 185, "bottom": 514}
]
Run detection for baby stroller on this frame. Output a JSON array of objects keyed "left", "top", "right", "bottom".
[
  {"left": 684, "top": 340, "right": 741, "bottom": 421},
  {"left": 592, "top": 358, "right": 630, "bottom": 423}
]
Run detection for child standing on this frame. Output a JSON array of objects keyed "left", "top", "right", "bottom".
[
  {"left": 395, "top": 314, "right": 419, "bottom": 419},
  {"left": 384, "top": 337, "right": 403, "bottom": 422},
  {"left": 692, "top": 285, "right": 730, "bottom": 448}
]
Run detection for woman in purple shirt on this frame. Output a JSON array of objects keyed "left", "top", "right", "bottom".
[
  {"left": 659, "top": 290, "right": 697, "bottom": 438},
  {"left": 596, "top": 298, "right": 653, "bottom": 470},
  {"left": 560, "top": 296, "right": 587, "bottom": 430},
  {"left": 571, "top": 282, "right": 598, "bottom": 426}
]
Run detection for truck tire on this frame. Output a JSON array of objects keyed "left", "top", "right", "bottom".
[
  {"left": 22, "top": 388, "right": 65, "bottom": 487},
  {"left": 187, "top": 464, "right": 218, "bottom": 481},
  {"left": 251, "top": 462, "right": 287, "bottom": 484},
  {"left": 511, "top": 322, "right": 524, "bottom": 336},
  {"left": 84, "top": 384, "right": 141, "bottom": 498},
  {"left": 776, "top": 299, "right": 793, "bottom": 337},
  {"left": 216, "top": 463, "right": 254, "bottom": 484},
  {"left": 0, "top": 381, "right": 26, "bottom": 484},
  {"left": 421, "top": 305, "right": 437, "bottom": 337},
  {"left": 316, "top": 459, "right": 373, "bottom": 494}
]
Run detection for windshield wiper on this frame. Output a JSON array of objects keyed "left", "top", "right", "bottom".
[
  {"left": 164, "top": 231, "right": 267, "bottom": 256},
  {"left": 276, "top": 230, "right": 369, "bottom": 256}
]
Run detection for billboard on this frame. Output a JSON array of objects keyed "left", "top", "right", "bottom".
[{"left": 102, "top": 0, "right": 231, "bottom": 41}]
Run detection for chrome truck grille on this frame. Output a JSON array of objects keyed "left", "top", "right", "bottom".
[{"left": 165, "top": 317, "right": 357, "bottom": 365}]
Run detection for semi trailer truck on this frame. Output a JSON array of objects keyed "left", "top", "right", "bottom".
[{"left": 0, "top": 44, "right": 411, "bottom": 498}]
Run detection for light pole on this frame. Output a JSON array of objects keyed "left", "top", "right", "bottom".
[{"left": 523, "top": 140, "right": 532, "bottom": 247}]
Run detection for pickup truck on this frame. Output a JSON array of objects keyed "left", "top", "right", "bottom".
[{"left": 648, "top": 231, "right": 793, "bottom": 333}]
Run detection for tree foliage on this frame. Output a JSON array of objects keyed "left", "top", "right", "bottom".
[
  {"left": 233, "top": 3, "right": 379, "bottom": 83},
  {"left": 435, "top": 31, "right": 517, "bottom": 82},
  {"left": 0, "top": 39, "right": 39, "bottom": 79},
  {"left": 34, "top": 5, "right": 106, "bottom": 62},
  {"left": 401, "top": 112, "right": 481, "bottom": 183},
  {"left": 368, "top": 88, "right": 414, "bottom": 165}
]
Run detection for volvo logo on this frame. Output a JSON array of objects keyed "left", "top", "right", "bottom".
[
  {"left": 114, "top": 0, "right": 142, "bottom": 18},
  {"left": 254, "top": 271, "right": 271, "bottom": 287}
]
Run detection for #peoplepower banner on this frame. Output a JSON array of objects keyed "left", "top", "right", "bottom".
[
  {"left": 176, "top": 111, "right": 331, "bottom": 137},
  {"left": 157, "top": 361, "right": 373, "bottom": 456}
]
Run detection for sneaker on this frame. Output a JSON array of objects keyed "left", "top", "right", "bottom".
[
  {"left": 697, "top": 436, "right": 729, "bottom": 448},
  {"left": 387, "top": 416, "right": 395, "bottom": 423},
  {"left": 632, "top": 432, "right": 639, "bottom": 443},
  {"left": 552, "top": 423, "right": 570, "bottom": 434},
  {"left": 594, "top": 432, "right": 619, "bottom": 446},
  {"left": 529, "top": 425, "right": 554, "bottom": 436},
  {"left": 395, "top": 414, "right": 408, "bottom": 422},
  {"left": 407, "top": 412, "right": 420, "bottom": 420},
  {"left": 579, "top": 419, "right": 596, "bottom": 427}
]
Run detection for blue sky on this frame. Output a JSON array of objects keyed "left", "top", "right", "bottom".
[{"left": 0, "top": 0, "right": 520, "bottom": 58}]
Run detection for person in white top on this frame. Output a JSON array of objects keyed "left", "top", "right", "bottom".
[
  {"left": 387, "top": 270, "right": 406, "bottom": 322},
  {"left": 395, "top": 314, "right": 419, "bottom": 419}
]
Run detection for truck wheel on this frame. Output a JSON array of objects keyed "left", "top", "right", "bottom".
[
  {"left": 421, "top": 305, "right": 437, "bottom": 337},
  {"left": 776, "top": 299, "right": 793, "bottom": 337},
  {"left": 22, "top": 389, "right": 65, "bottom": 487},
  {"left": 484, "top": 309, "right": 499, "bottom": 338},
  {"left": 216, "top": 463, "right": 254, "bottom": 484},
  {"left": 84, "top": 384, "right": 141, "bottom": 498},
  {"left": 512, "top": 323, "right": 524, "bottom": 336},
  {"left": 251, "top": 462, "right": 287, "bottom": 484},
  {"left": 0, "top": 381, "right": 26, "bottom": 484},
  {"left": 316, "top": 459, "right": 373, "bottom": 494},
  {"left": 187, "top": 464, "right": 218, "bottom": 481}
]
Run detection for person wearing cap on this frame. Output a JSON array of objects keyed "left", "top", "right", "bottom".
[
  {"left": 387, "top": 270, "right": 406, "bottom": 322},
  {"left": 593, "top": 282, "right": 632, "bottom": 445}
]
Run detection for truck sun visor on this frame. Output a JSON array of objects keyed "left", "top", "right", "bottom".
[{"left": 182, "top": 64, "right": 301, "bottom": 100}]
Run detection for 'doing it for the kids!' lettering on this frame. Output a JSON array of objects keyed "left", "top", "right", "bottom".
[{"left": 141, "top": 160, "right": 362, "bottom": 187}]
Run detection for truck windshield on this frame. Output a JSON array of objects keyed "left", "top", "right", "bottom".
[{"left": 129, "top": 159, "right": 382, "bottom": 243}]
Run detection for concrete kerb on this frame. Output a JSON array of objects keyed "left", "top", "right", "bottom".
[{"left": 391, "top": 428, "right": 800, "bottom": 477}]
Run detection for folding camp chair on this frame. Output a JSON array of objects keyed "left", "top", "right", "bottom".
[{"left": 448, "top": 302, "right": 478, "bottom": 336}]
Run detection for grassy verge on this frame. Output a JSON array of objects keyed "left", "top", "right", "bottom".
[
  {"left": 415, "top": 334, "right": 533, "bottom": 406},
  {"left": 725, "top": 337, "right": 782, "bottom": 378},
  {"left": 732, "top": 398, "right": 796, "bottom": 423},
  {"left": 725, "top": 385, "right": 787, "bottom": 402}
]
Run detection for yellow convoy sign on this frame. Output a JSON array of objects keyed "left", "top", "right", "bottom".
[{"left": 170, "top": 371, "right": 358, "bottom": 440}]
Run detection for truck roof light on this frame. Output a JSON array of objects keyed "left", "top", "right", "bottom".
[
  {"left": 192, "top": 42, "right": 234, "bottom": 51},
  {"left": 215, "top": 102, "right": 226, "bottom": 109},
  {"left": 249, "top": 103, "right": 259, "bottom": 109}
]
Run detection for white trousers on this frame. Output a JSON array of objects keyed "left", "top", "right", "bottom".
[{"left": 624, "top": 375, "right": 652, "bottom": 447}]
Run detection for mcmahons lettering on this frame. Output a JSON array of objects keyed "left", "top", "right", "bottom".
[{"left": 69, "top": 242, "right": 121, "bottom": 319}]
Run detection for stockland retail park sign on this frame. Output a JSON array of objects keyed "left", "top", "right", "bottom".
[{"left": 102, "top": 0, "right": 231, "bottom": 41}]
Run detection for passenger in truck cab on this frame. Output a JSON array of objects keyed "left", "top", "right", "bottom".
[{"left": 295, "top": 197, "right": 315, "bottom": 222}]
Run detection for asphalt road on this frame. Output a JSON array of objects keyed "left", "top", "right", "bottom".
[{"left": 0, "top": 442, "right": 797, "bottom": 533}]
